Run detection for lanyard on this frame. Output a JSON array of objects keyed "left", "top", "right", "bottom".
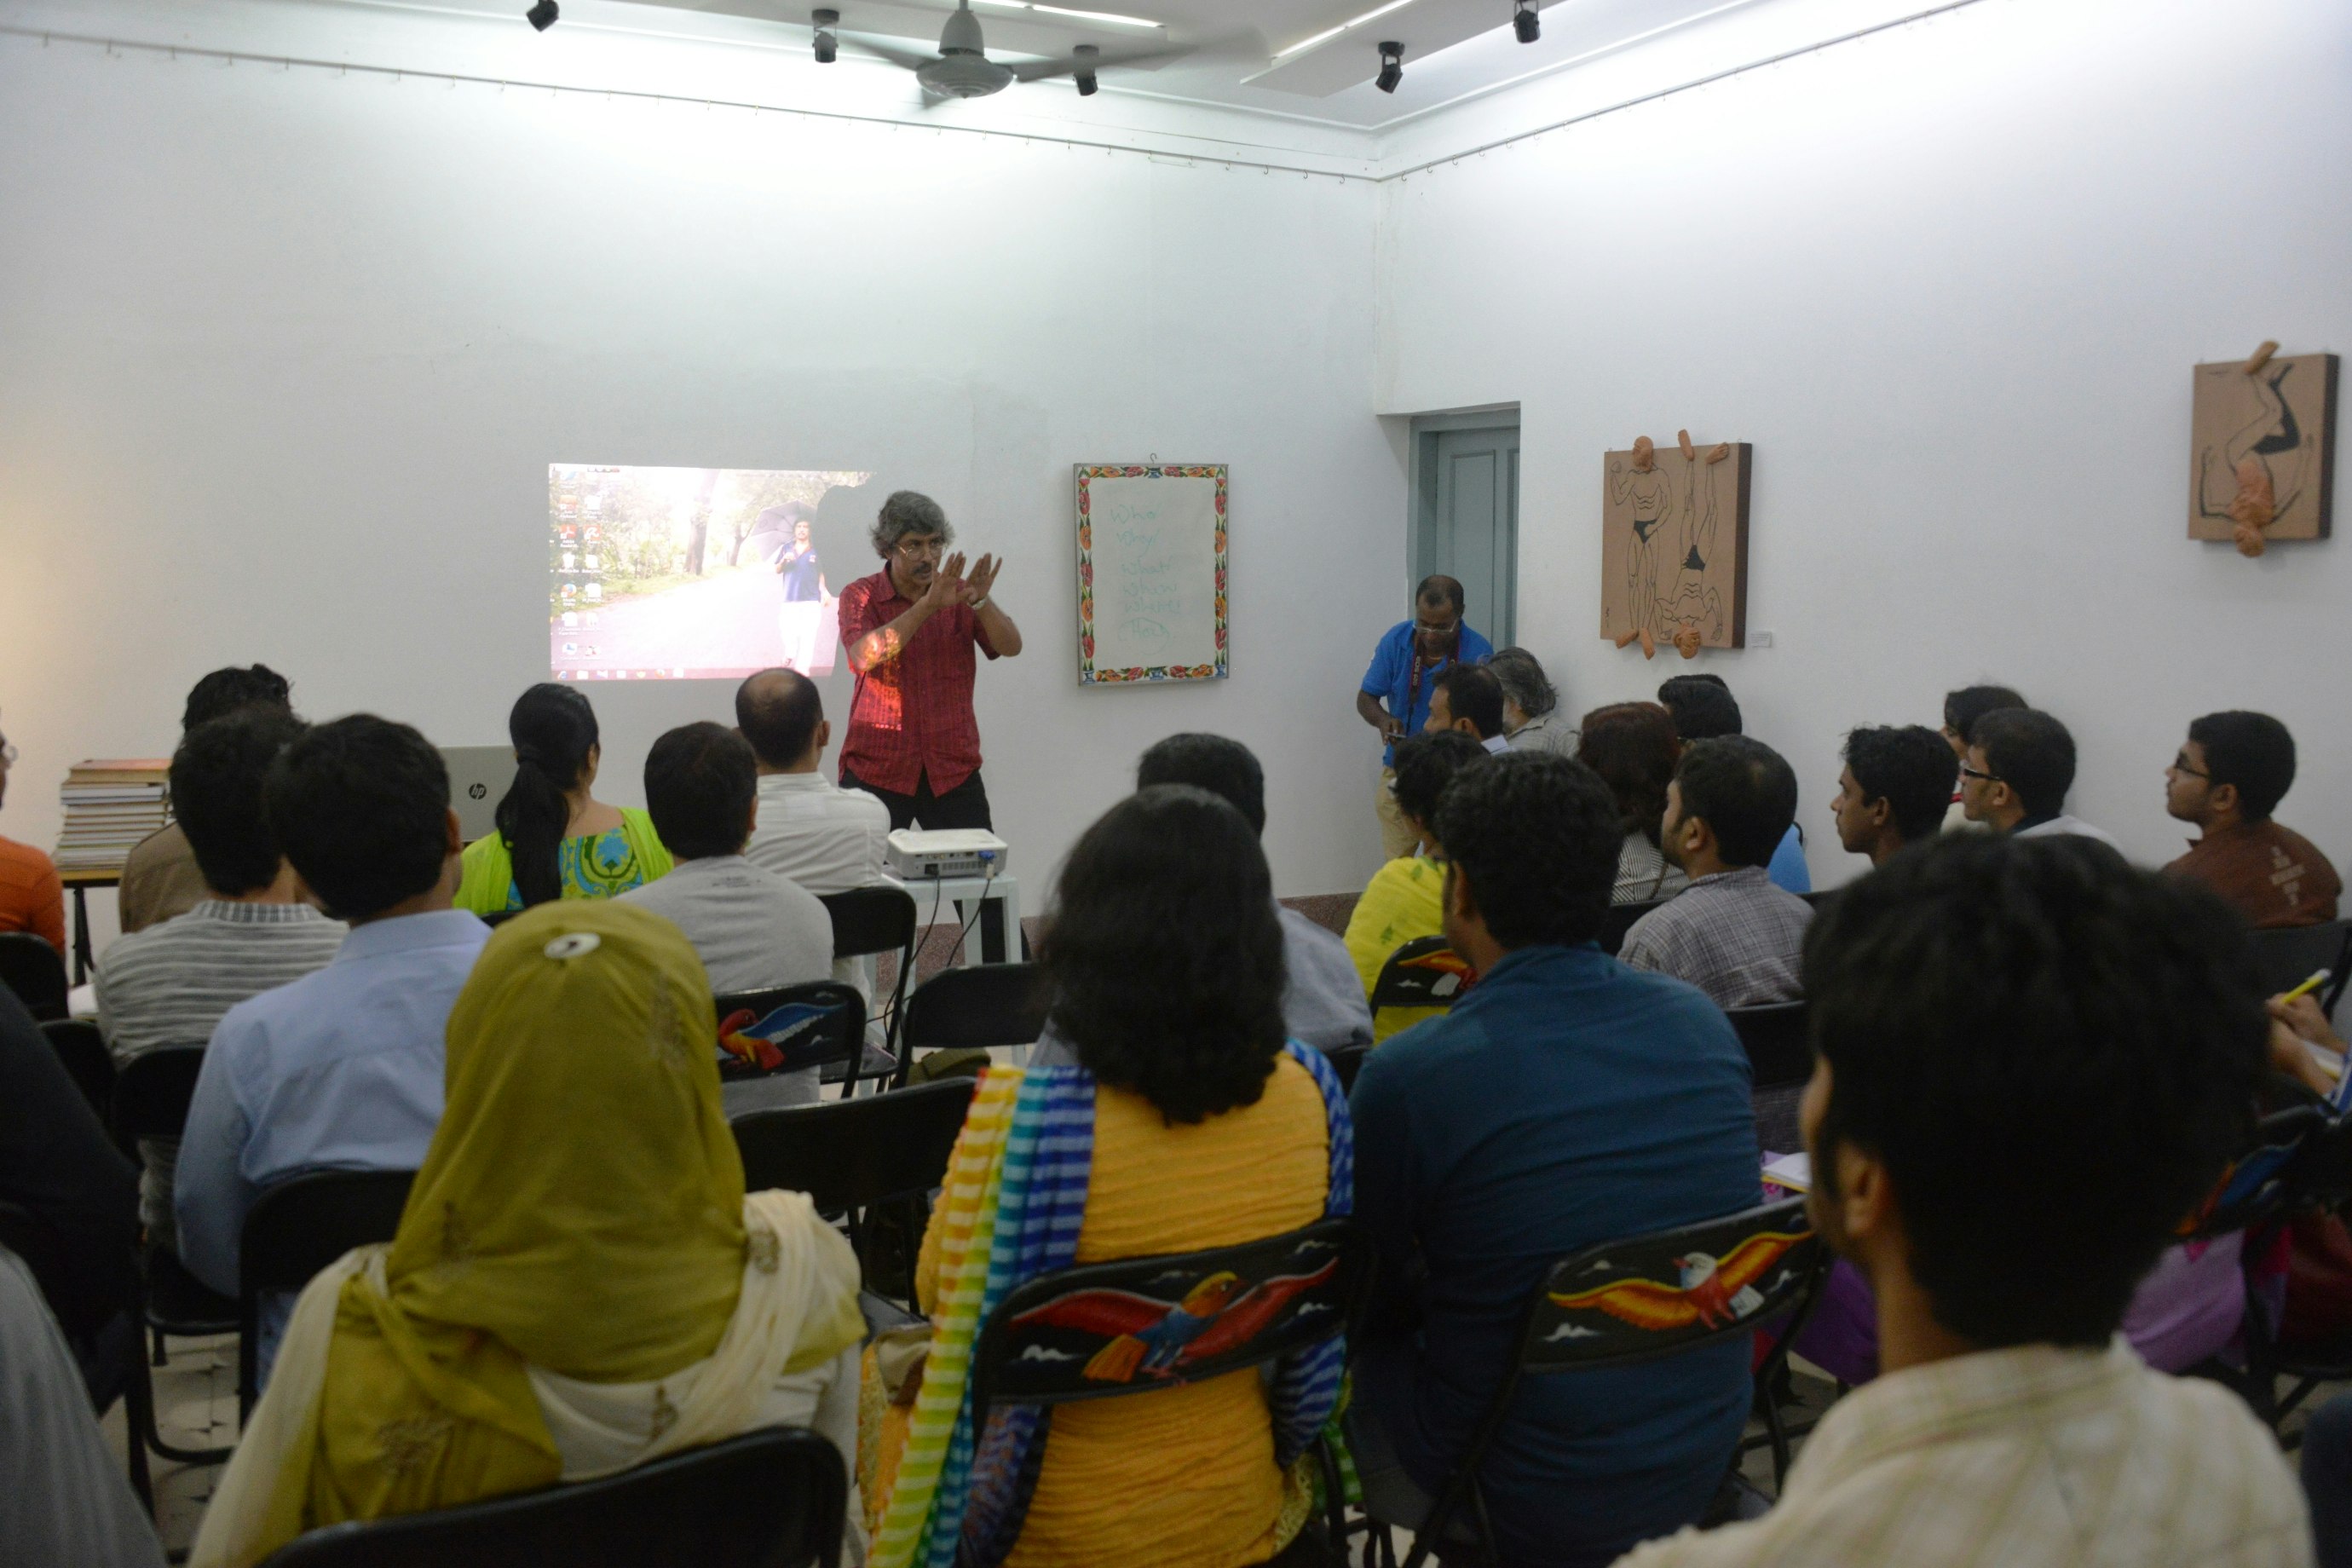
[{"left": 1404, "top": 629, "right": 1458, "bottom": 723}]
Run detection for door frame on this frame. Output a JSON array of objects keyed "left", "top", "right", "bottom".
[{"left": 1408, "top": 405, "right": 1522, "bottom": 647}]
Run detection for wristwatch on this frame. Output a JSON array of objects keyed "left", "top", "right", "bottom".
[{"left": 969, "top": 594, "right": 991, "bottom": 612}]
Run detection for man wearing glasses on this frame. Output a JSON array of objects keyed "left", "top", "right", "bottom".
[
  {"left": 835, "top": 490, "right": 1024, "bottom": 834},
  {"left": 1358, "top": 576, "right": 1492, "bottom": 860},
  {"left": 1957, "top": 706, "right": 2122, "bottom": 849}
]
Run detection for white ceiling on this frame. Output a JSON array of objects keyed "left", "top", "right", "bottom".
[{"left": 611, "top": 0, "right": 1789, "bottom": 128}]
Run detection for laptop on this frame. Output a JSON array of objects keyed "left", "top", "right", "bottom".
[{"left": 439, "top": 746, "right": 516, "bottom": 844}]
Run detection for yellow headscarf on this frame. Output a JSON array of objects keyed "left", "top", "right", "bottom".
[{"left": 263, "top": 902, "right": 789, "bottom": 1542}]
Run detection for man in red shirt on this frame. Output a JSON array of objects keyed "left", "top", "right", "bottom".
[
  {"left": 0, "top": 720, "right": 66, "bottom": 954},
  {"left": 834, "top": 491, "right": 1024, "bottom": 832},
  {"left": 2163, "top": 710, "right": 2340, "bottom": 929}
]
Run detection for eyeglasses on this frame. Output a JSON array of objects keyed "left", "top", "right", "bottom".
[
  {"left": 1957, "top": 764, "right": 2001, "bottom": 782},
  {"left": 894, "top": 539, "right": 946, "bottom": 561},
  {"left": 1413, "top": 618, "right": 1459, "bottom": 635},
  {"left": 2170, "top": 752, "right": 2211, "bottom": 779}
]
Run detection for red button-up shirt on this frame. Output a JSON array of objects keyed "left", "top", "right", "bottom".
[{"left": 836, "top": 568, "right": 1000, "bottom": 796}]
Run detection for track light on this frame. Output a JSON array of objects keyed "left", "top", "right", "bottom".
[
  {"left": 1073, "top": 42, "right": 1099, "bottom": 95},
  {"left": 1513, "top": 0, "right": 1538, "bottom": 43},
  {"left": 813, "top": 8, "right": 839, "bottom": 62},
  {"left": 1375, "top": 39, "right": 1403, "bottom": 93},
  {"left": 525, "top": 0, "right": 557, "bottom": 30}
]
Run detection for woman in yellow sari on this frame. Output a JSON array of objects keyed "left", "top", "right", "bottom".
[{"left": 191, "top": 901, "right": 867, "bottom": 1568}]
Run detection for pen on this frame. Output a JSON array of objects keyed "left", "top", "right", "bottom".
[{"left": 2282, "top": 969, "right": 2332, "bottom": 1004}]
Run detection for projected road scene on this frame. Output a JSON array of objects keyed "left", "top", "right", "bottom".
[{"left": 549, "top": 464, "right": 871, "bottom": 682}]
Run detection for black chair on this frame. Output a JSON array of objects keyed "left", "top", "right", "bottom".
[
  {"left": 238, "top": 1168, "right": 418, "bottom": 1421},
  {"left": 1326, "top": 1042, "right": 1369, "bottom": 1095},
  {"left": 1369, "top": 936, "right": 1472, "bottom": 1014},
  {"left": 897, "top": 962, "right": 1046, "bottom": 1088},
  {"left": 1727, "top": 1002, "right": 1812, "bottom": 1156},
  {"left": 2248, "top": 919, "right": 2352, "bottom": 1015},
  {"left": 0, "top": 931, "right": 68, "bottom": 1020},
  {"left": 257, "top": 1425, "right": 849, "bottom": 1568},
  {"left": 732, "top": 1077, "right": 976, "bottom": 1219},
  {"left": 479, "top": 908, "right": 522, "bottom": 929},
  {"left": 111, "top": 1044, "right": 238, "bottom": 1496},
  {"left": 1386, "top": 1197, "right": 1825, "bottom": 1568},
  {"left": 713, "top": 982, "right": 868, "bottom": 1099},
  {"left": 820, "top": 885, "right": 920, "bottom": 1089},
  {"left": 42, "top": 1018, "right": 118, "bottom": 1121},
  {"left": 971, "top": 1218, "right": 1372, "bottom": 1555},
  {"left": 732, "top": 1076, "right": 977, "bottom": 1303},
  {"left": 1597, "top": 898, "right": 1667, "bottom": 958},
  {"left": 2242, "top": 1113, "right": 2352, "bottom": 1430}
]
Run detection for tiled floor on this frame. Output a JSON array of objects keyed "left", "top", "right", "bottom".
[{"left": 101, "top": 1333, "right": 238, "bottom": 1558}]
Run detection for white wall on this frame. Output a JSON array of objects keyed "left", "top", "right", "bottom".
[
  {"left": 0, "top": 3, "right": 1398, "bottom": 954},
  {"left": 1377, "top": 0, "right": 2352, "bottom": 882}
]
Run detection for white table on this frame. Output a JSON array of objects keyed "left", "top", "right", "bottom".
[{"left": 903, "top": 871, "right": 1023, "bottom": 969}]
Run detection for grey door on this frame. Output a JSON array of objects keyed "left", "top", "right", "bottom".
[{"left": 1418, "top": 424, "right": 1520, "bottom": 647}]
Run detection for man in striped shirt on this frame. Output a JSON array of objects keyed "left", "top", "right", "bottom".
[
  {"left": 1616, "top": 836, "right": 2308, "bottom": 1568},
  {"left": 94, "top": 710, "right": 343, "bottom": 1244}
]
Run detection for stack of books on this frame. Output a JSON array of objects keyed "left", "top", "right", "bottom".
[{"left": 55, "top": 758, "right": 172, "bottom": 872}]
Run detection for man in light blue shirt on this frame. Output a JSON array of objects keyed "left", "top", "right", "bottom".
[
  {"left": 1359, "top": 575, "right": 1493, "bottom": 861},
  {"left": 176, "top": 715, "right": 483, "bottom": 1384}
]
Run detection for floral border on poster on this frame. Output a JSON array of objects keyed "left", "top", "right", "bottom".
[{"left": 1074, "top": 464, "right": 1230, "bottom": 685}]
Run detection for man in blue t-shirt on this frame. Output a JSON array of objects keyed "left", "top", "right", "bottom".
[
  {"left": 1350, "top": 750, "right": 1761, "bottom": 1568},
  {"left": 1358, "top": 574, "right": 1493, "bottom": 859}
]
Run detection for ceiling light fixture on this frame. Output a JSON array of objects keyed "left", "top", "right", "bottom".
[
  {"left": 525, "top": 0, "right": 557, "bottom": 29},
  {"left": 1276, "top": 0, "right": 1415, "bottom": 61},
  {"left": 1375, "top": 38, "right": 1404, "bottom": 91},
  {"left": 812, "top": 7, "right": 839, "bottom": 61},
  {"left": 1513, "top": 0, "right": 1538, "bottom": 43}
]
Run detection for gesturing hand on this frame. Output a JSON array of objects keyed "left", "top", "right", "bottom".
[
  {"left": 966, "top": 553, "right": 1003, "bottom": 602},
  {"left": 922, "top": 551, "right": 973, "bottom": 611}
]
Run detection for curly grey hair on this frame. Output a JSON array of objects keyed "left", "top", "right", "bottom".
[
  {"left": 1488, "top": 647, "right": 1558, "bottom": 720},
  {"left": 872, "top": 490, "right": 954, "bottom": 556}
]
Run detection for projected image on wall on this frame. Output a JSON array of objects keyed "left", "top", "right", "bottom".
[{"left": 550, "top": 464, "right": 871, "bottom": 682}]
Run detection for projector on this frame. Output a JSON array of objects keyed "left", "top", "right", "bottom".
[{"left": 886, "top": 829, "right": 1009, "bottom": 881}]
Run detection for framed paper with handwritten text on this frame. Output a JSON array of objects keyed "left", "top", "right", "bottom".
[{"left": 1075, "top": 464, "right": 1229, "bottom": 685}]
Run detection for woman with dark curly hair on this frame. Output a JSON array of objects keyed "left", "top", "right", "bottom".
[
  {"left": 1577, "top": 701, "right": 1688, "bottom": 905},
  {"left": 896, "top": 786, "right": 1350, "bottom": 1568}
]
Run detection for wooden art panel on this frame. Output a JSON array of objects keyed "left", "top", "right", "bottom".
[
  {"left": 2191, "top": 352, "right": 2336, "bottom": 545},
  {"left": 1599, "top": 438, "right": 1750, "bottom": 651}
]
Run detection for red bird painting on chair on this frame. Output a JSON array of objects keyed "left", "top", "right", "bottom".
[
  {"left": 1007, "top": 1258, "right": 1340, "bottom": 1383},
  {"left": 1547, "top": 1231, "right": 1804, "bottom": 1331}
]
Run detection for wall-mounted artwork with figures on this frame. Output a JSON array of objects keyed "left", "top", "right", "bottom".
[
  {"left": 2190, "top": 346, "right": 2337, "bottom": 557},
  {"left": 1600, "top": 433, "right": 1750, "bottom": 657}
]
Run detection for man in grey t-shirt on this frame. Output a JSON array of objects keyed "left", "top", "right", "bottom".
[{"left": 621, "top": 723, "right": 835, "bottom": 1113}]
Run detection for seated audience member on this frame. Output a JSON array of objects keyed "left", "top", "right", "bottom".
[
  {"left": 0, "top": 986, "right": 139, "bottom": 1397},
  {"left": 2165, "top": 711, "right": 2341, "bottom": 928},
  {"left": 1351, "top": 752, "right": 1759, "bottom": 1568},
  {"left": 1937, "top": 682, "right": 2026, "bottom": 834},
  {"left": 1831, "top": 724, "right": 1961, "bottom": 867},
  {"left": 1041, "top": 735, "right": 1371, "bottom": 1062},
  {"left": 1621, "top": 737, "right": 1812, "bottom": 1008},
  {"left": 0, "top": 713, "right": 61, "bottom": 952},
  {"left": 740, "top": 666, "right": 891, "bottom": 894},
  {"left": 456, "top": 683, "right": 672, "bottom": 914},
  {"left": 0, "top": 1245, "right": 164, "bottom": 1568},
  {"left": 1657, "top": 674, "right": 1810, "bottom": 892},
  {"left": 120, "top": 664, "right": 295, "bottom": 933},
  {"left": 1346, "top": 730, "right": 1490, "bottom": 1042},
  {"left": 1960, "top": 707, "right": 2121, "bottom": 846},
  {"left": 1490, "top": 647, "right": 1578, "bottom": 757},
  {"left": 892, "top": 786, "right": 1347, "bottom": 1567},
  {"left": 620, "top": 722, "right": 833, "bottom": 1112},
  {"left": 94, "top": 711, "right": 346, "bottom": 1248},
  {"left": 176, "top": 717, "right": 488, "bottom": 1384},
  {"left": 192, "top": 902, "right": 866, "bottom": 1568},
  {"left": 1577, "top": 702, "right": 1689, "bottom": 906},
  {"left": 0, "top": 714, "right": 64, "bottom": 954},
  {"left": 1425, "top": 661, "right": 1510, "bottom": 753},
  {"left": 1617, "top": 835, "right": 2309, "bottom": 1568}
]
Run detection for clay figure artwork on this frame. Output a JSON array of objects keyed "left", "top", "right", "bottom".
[
  {"left": 1601, "top": 435, "right": 1750, "bottom": 654},
  {"left": 2191, "top": 348, "right": 2337, "bottom": 556}
]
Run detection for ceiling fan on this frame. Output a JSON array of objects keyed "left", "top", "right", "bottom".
[{"left": 819, "top": 1, "right": 1194, "bottom": 99}]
